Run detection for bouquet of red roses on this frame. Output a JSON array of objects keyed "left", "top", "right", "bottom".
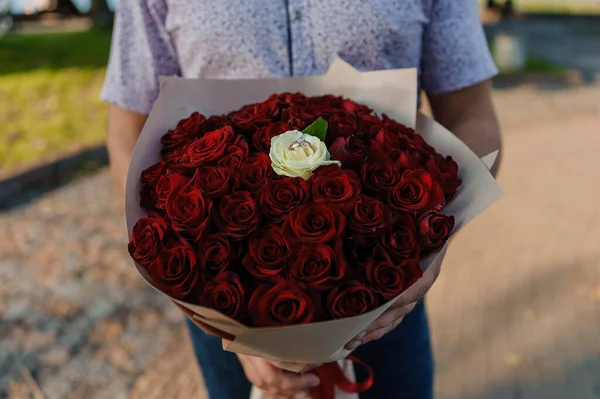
[
  {"left": 129, "top": 94, "right": 460, "bottom": 327},
  {"left": 125, "top": 59, "right": 502, "bottom": 399}
]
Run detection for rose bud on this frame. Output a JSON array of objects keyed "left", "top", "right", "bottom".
[
  {"left": 217, "top": 135, "right": 249, "bottom": 170},
  {"left": 166, "top": 170, "right": 212, "bottom": 241},
  {"left": 139, "top": 161, "right": 167, "bottom": 212},
  {"left": 239, "top": 153, "right": 273, "bottom": 192},
  {"left": 259, "top": 177, "right": 311, "bottom": 222},
  {"left": 214, "top": 192, "right": 260, "bottom": 241},
  {"left": 128, "top": 214, "right": 169, "bottom": 266},
  {"left": 146, "top": 237, "right": 202, "bottom": 301},
  {"left": 366, "top": 245, "right": 420, "bottom": 301},
  {"left": 287, "top": 240, "right": 347, "bottom": 290},
  {"left": 388, "top": 169, "right": 445, "bottom": 213},
  {"left": 283, "top": 199, "right": 346, "bottom": 243},
  {"left": 228, "top": 99, "right": 279, "bottom": 135},
  {"left": 161, "top": 112, "right": 205, "bottom": 154},
  {"left": 198, "top": 234, "right": 239, "bottom": 278},
  {"left": 361, "top": 160, "right": 403, "bottom": 194},
  {"left": 243, "top": 225, "right": 291, "bottom": 280},
  {"left": 425, "top": 154, "right": 462, "bottom": 201},
  {"left": 196, "top": 166, "right": 238, "bottom": 199},
  {"left": 309, "top": 165, "right": 361, "bottom": 212},
  {"left": 154, "top": 172, "right": 189, "bottom": 210},
  {"left": 327, "top": 110, "right": 358, "bottom": 139},
  {"left": 248, "top": 281, "right": 322, "bottom": 327},
  {"left": 329, "top": 135, "right": 367, "bottom": 171},
  {"left": 199, "top": 272, "right": 246, "bottom": 321},
  {"left": 327, "top": 281, "right": 378, "bottom": 319},
  {"left": 252, "top": 122, "right": 290, "bottom": 152},
  {"left": 418, "top": 212, "right": 455, "bottom": 251},
  {"left": 380, "top": 212, "right": 420, "bottom": 263},
  {"left": 347, "top": 196, "right": 391, "bottom": 241},
  {"left": 181, "top": 125, "right": 235, "bottom": 167}
]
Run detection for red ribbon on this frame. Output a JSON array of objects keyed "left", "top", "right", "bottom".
[{"left": 309, "top": 356, "right": 374, "bottom": 399}]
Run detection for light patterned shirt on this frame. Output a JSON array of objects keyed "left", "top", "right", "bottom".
[{"left": 101, "top": 0, "right": 497, "bottom": 115}]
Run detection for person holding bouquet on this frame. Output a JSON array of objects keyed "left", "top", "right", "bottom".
[{"left": 101, "top": 1, "right": 501, "bottom": 398}]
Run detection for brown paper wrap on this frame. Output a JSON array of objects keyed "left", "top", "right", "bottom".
[{"left": 125, "top": 59, "right": 503, "bottom": 379}]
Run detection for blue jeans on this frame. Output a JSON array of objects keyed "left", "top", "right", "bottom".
[{"left": 186, "top": 300, "right": 434, "bottom": 399}]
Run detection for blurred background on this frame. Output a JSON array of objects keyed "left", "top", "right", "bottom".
[{"left": 1, "top": 0, "right": 599, "bottom": 398}]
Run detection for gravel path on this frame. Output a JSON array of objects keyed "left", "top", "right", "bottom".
[{"left": 2, "top": 79, "right": 600, "bottom": 399}]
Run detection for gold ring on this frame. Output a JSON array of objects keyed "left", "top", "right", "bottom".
[{"left": 289, "top": 141, "right": 302, "bottom": 150}]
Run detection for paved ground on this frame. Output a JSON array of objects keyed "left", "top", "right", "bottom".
[{"left": 2, "top": 78, "right": 599, "bottom": 399}]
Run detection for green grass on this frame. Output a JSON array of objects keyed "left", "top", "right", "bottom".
[
  {"left": 0, "top": 29, "right": 111, "bottom": 170},
  {"left": 479, "top": 0, "right": 600, "bottom": 15},
  {"left": 487, "top": 36, "right": 567, "bottom": 75},
  {"left": 522, "top": 56, "right": 566, "bottom": 74}
]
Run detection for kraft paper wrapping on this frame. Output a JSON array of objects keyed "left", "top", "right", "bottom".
[{"left": 125, "top": 58, "right": 503, "bottom": 397}]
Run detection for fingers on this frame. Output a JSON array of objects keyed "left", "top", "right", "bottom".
[
  {"left": 393, "top": 262, "right": 442, "bottom": 308},
  {"left": 344, "top": 302, "right": 417, "bottom": 350},
  {"left": 238, "top": 354, "right": 319, "bottom": 398},
  {"left": 360, "top": 314, "right": 405, "bottom": 344}
]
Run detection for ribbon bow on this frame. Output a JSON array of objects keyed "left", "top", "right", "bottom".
[{"left": 309, "top": 356, "right": 374, "bottom": 399}]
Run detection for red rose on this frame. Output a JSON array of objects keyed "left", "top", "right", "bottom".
[
  {"left": 214, "top": 192, "right": 260, "bottom": 241},
  {"left": 146, "top": 237, "right": 202, "bottom": 300},
  {"left": 366, "top": 245, "right": 417, "bottom": 301},
  {"left": 380, "top": 212, "right": 420, "bottom": 263},
  {"left": 361, "top": 160, "right": 403, "bottom": 194},
  {"left": 218, "top": 135, "right": 249, "bottom": 170},
  {"left": 162, "top": 146, "right": 189, "bottom": 165},
  {"left": 357, "top": 113, "right": 383, "bottom": 137},
  {"left": 271, "top": 92, "right": 309, "bottom": 108},
  {"left": 327, "top": 281, "right": 378, "bottom": 319},
  {"left": 425, "top": 154, "right": 462, "bottom": 201},
  {"left": 155, "top": 172, "right": 188, "bottom": 209},
  {"left": 308, "top": 94, "right": 344, "bottom": 108},
  {"left": 248, "top": 280, "right": 321, "bottom": 327},
  {"left": 161, "top": 112, "right": 205, "bottom": 153},
  {"left": 239, "top": 153, "right": 273, "bottom": 192},
  {"left": 204, "top": 115, "right": 229, "bottom": 131},
  {"left": 252, "top": 122, "right": 290, "bottom": 152},
  {"left": 395, "top": 150, "right": 426, "bottom": 171},
  {"left": 371, "top": 127, "right": 408, "bottom": 160},
  {"left": 128, "top": 214, "right": 168, "bottom": 266},
  {"left": 196, "top": 166, "right": 238, "bottom": 199},
  {"left": 140, "top": 161, "right": 167, "bottom": 211},
  {"left": 198, "top": 234, "right": 239, "bottom": 277},
  {"left": 229, "top": 99, "right": 279, "bottom": 134},
  {"left": 418, "top": 212, "right": 455, "bottom": 251},
  {"left": 243, "top": 225, "right": 291, "bottom": 280},
  {"left": 381, "top": 115, "right": 414, "bottom": 136},
  {"left": 388, "top": 169, "right": 445, "bottom": 213},
  {"left": 281, "top": 105, "right": 324, "bottom": 128},
  {"left": 342, "top": 99, "right": 372, "bottom": 115},
  {"left": 310, "top": 165, "right": 361, "bottom": 212},
  {"left": 166, "top": 170, "right": 213, "bottom": 241},
  {"left": 325, "top": 110, "right": 358, "bottom": 139},
  {"left": 287, "top": 240, "right": 346, "bottom": 290},
  {"left": 283, "top": 200, "right": 346, "bottom": 243},
  {"left": 347, "top": 196, "right": 391, "bottom": 240},
  {"left": 259, "top": 177, "right": 311, "bottom": 222},
  {"left": 406, "top": 133, "right": 436, "bottom": 156},
  {"left": 199, "top": 272, "right": 246, "bottom": 321},
  {"left": 182, "top": 125, "right": 235, "bottom": 167},
  {"left": 329, "top": 136, "right": 367, "bottom": 170}
]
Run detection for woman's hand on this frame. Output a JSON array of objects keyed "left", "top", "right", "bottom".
[{"left": 237, "top": 354, "right": 320, "bottom": 399}]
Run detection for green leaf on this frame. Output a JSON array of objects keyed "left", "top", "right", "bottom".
[{"left": 302, "top": 117, "right": 328, "bottom": 142}]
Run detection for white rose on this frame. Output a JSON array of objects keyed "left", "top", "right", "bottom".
[{"left": 269, "top": 130, "right": 341, "bottom": 180}]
